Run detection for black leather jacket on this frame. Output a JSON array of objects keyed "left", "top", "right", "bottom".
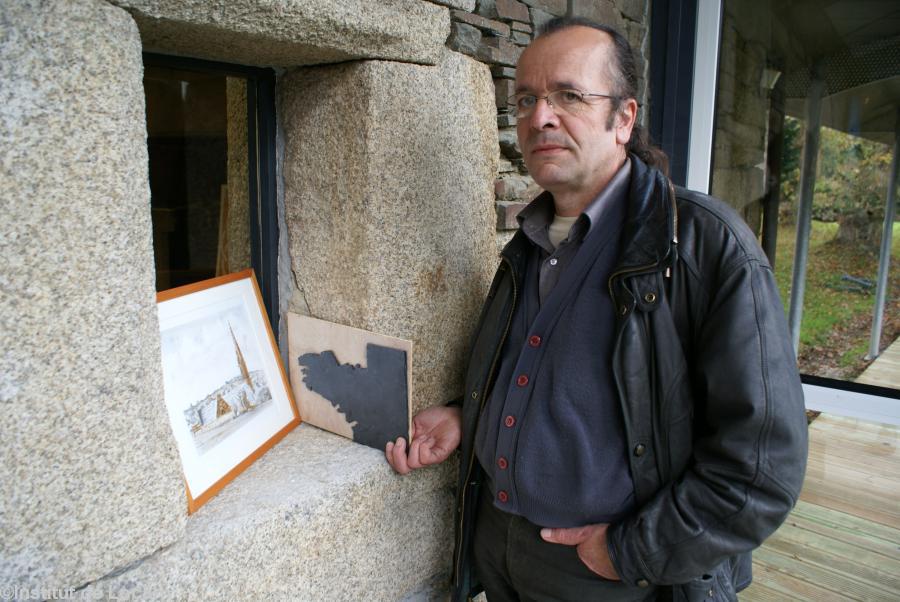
[{"left": 451, "top": 157, "right": 808, "bottom": 601}]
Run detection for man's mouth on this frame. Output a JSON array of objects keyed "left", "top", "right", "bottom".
[{"left": 531, "top": 144, "right": 567, "bottom": 154}]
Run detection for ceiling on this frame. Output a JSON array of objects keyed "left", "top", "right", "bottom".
[{"left": 773, "top": 0, "right": 900, "bottom": 143}]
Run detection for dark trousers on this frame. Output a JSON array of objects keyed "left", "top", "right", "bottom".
[{"left": 472, "top": 488, "right": 657, "bottom": 602}]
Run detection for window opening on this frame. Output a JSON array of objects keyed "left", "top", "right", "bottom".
[{"left": 142, "top": 55, "right": 279, "bottom": 332}]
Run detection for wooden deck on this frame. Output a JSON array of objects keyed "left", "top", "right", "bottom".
[
  {"left": 742, "top": 414, "right": 900, "bottom": 601},
  {"left": 857, "top": 337, "right": 900, "bottom": 389}
]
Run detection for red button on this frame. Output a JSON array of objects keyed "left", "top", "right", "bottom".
[
  {"left": 504, "top": 415, "right": 516, "bottom": 428},
  {"left": 497, "top": 490, "right": 509, "bottom": 503},
  {"left": 516, "top": 374, "right": 529, "bottom": 387},
  {"left": 528, "top": 335, "right": 542, "bottom": 347},
  {"left": 497, "top": 457, "right": 508, "bottom": 470}
]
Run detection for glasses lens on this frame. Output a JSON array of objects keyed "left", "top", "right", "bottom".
[
  {"left": 508, "top": 94, "right": 533, "bottom": 118},
  {"left": 549, "top": 90, "right": 584, "bottom": 113}
]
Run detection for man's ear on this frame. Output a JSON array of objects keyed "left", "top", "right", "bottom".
[{"left": 615, "top": 98, "right": 638, "bottom": 145}]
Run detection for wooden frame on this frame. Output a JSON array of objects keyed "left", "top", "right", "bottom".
[
  {"left": 157, "top": 269, "right": 300, "bottom": 514},
  {"left": 287, "top": 313, "right": 411, "bottom": 451}
]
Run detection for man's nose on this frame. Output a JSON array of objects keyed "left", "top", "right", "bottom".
[{"left": 529, "top": 97, "right": 560, "bottom": 130}]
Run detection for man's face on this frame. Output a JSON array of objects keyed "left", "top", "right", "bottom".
[{"left": 515, "top": 27, "right": 635, "bottom": 205}]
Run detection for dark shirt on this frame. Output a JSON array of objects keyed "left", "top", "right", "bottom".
[
  {"left": 519, "top": 161, "right": 632, "bottom": 302},
  {"left": 474, "top": 160, "right": 636, "bottom": 527}
]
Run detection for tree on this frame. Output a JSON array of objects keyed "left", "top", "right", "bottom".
[{"left": 778, "top": 116, "right": 892, "bottom": 248}]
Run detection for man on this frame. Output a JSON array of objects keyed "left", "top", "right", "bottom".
[{"left": 386, "top": 17, "right": 807, "bottom": 602}]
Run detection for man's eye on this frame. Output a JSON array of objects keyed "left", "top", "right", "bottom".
[
  {"left": 558, "top": 90, "right": 582, "bottom": 104},
  {"left": 517, "top": 95, "right": 537, "bottom": 109}
]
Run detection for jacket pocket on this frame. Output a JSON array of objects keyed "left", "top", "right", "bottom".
[{"left": 670, "top": 560, "right": 738, "bottom": 602}]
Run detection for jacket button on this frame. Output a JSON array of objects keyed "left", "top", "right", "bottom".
[
  {"left": 620, "top": 305, "right": 628, "bottom": 315},
  {"left": 528, "top": 335, "right": 542, "bottom": 347},
  {"left": 644, "top": 292, "right": 657, "bottom": 303},
  {"left": 634, "top": 443, "right": 646, "bottom": 457},
  {"left": 471, "top": 391, "right": 478, "bottom": 400},
  {"left": 497, "top": 456, "right": 508, "bottom": 470},
  {"left": 516, "top": 374, "right": 529, "bottom": 387},
  {"left": 636, "top": 579, "right": 649, "bottom": 588},
  {"left": 504, "top": 415, "right": 516, "bottom": 428},
  {"left": 497, "top": 490, "right": 509, "bottom": 503}
]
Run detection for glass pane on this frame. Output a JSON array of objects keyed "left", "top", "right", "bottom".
[
  {"left": 709, "top": 1, "right": 899, "bottom": 389},
  {"left": 143, "top": 66, "right": 251, "bottom": 291}
]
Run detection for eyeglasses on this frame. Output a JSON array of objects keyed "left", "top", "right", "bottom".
[{"left": 507, "top": 89, "right": 619, "bottom": 118}]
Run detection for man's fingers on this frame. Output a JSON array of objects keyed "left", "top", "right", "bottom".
[
  {"left": 540, "top": 526, "right": 590, "bottom": 545},
  {"left": 386, "top": 437, "right": 411, "bottom": 475},
  {"left": 407, "top": 436, "right": 424, "bottom": 469}
]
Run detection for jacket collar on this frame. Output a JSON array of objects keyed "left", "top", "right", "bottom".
[
  {"left": 615, "top": 154, "right": 676, "bottom": 273},
  {"left": 501, "top": 155, "right": 676, "bottom": 274}
]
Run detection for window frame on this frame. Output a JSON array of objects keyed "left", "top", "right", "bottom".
[
  {"left": 648, "top": 2, "right": 900, "bottom": 423},
  {"left": 142, "top": 53, "right": 280, "bottom": 335}
]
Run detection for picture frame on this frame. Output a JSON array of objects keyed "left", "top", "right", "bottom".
[{"left": 157, "top": 269, "right": 300, "bottom": 514}]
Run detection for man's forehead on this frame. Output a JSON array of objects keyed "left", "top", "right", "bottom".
[{"left": 515, "top": 28, "right": 612, "bottom": 91}]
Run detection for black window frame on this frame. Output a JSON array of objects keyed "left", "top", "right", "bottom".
[
  {"left": 649, "top": 0, "right": 699, "bottom": 187},
  {"left": 142, "top": 53, "right": 280, "bottom": 335},
  {"left": 648, "top": 2, "right": 900, "bottom": 405}
]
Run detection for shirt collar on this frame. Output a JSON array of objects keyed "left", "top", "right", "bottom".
[{"left": 516, "top": 158, "right": 632, "bottom": 249}]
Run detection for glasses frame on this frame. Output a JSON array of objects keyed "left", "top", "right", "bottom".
[{"left": 506, "top": 89, "right": 619, "bottom": 118}]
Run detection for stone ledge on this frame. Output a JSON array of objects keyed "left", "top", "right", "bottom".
[
  {"left": 109, "top": 0, "right": 450, "bottom": 67},
  {"left": 83, "top": 425, "right": 458, "bottom": 600}
]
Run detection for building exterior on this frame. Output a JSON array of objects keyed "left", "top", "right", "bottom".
[
  {"left": 2, "top": 0, "right": 897, "bottom": 599},
  {"left": 0, "top": 1, "right": 648, "bottom": 598}
]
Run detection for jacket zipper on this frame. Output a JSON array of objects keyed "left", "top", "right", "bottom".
[
  {"left": 454, "top": 254, "right": 518, "bottom": 587},
  {"left": 666, "top": 180, "right": 679, "bottom": 277},
  {"left": 606, "top": 178, "right": 679, "bottom": 498}
]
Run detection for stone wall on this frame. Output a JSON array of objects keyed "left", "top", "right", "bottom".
[
  {"left": 0, "top": 0, "right": 185, "bottom": 590},
  {"left": 1, "top": 0, "right": 651, "bottom": 598},
  {"left": 711, "top": 1, "right": 776, "bottom": 230},
  {"left": 280, "top": 48, "right": 498, "bottom": 414}
]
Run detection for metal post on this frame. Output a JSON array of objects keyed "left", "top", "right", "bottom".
[
  {"left": 865, "top": 107, "right": 900, "bottom": 360},
  {"left": 788, "top": 66, "right": 825, "bottom": 354}
]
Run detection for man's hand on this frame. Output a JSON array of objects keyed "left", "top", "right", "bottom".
[
  {"left": 540, "top": 523, "right": 620, "bottom": 580},
  {"left": 385, "top": 405, "right": 462, "bottom": 475}
]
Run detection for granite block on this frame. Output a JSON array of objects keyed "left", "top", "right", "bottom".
[
  {"left": 429, "top": 0, "right": 477, "bottom": 10},
  {"left": 280, "top": 49, "right": 498, "bottom": 414},
  {"left": 0, "top": 0, "right": 185, "bottom": 590},
  {"left": 108, "top": 0, "right": 450, "bottom": 67},
  {"left": 81, "top": 426, "right": 458, "bottom": 600}
]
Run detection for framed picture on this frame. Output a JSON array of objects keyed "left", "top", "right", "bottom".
[
  {"left": 157, "top": 270, "right": 300, "bottom": 513},
  {"left": 287, "top": 313, "right": 411, "bottom": 451}
]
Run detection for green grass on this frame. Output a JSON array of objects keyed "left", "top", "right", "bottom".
[{"left": 773, "top": 221, "right": 899, "bottom": 355}]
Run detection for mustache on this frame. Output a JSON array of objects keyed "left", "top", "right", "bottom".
[{"left": 528, "top": 134, "right": 569, "bottom": 148}]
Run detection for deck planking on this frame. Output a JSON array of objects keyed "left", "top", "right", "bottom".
[
  {"left": 857, "top": 337, "right": 900, "bottom": 389},
  {"left": 741, "top": 414, "right": 900, "bottom": 600}
]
